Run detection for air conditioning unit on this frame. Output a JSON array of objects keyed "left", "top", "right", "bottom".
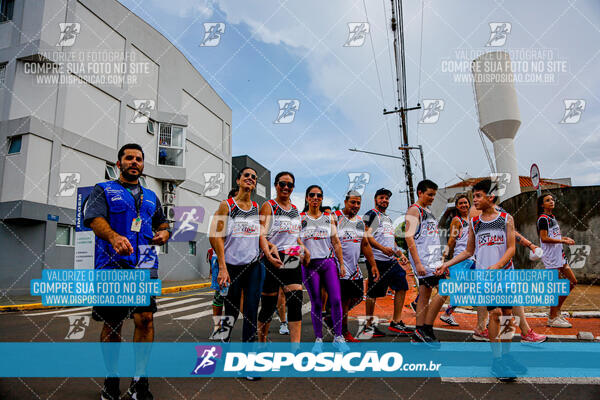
[
  {"left": 162, "top": 181, "right": 176, "bottom": 194},
  {"left": 163, "top": 205, "right": 175, "bottom": 221},
  {"left": 163, "top": 192, "right": 175, "bottom": 205}
]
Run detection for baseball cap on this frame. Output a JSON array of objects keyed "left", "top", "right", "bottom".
[{"left": 375, "top": 188, "right": 392, "bottom": 198}]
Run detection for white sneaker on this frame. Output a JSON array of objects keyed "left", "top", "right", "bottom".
[
  {"left": 558, "top": 315, "right": 573, "bottom": 327},
  {"left": 279, "top": 321, "right": 290, "bottom": 335},
  {"left": 312, "top": 338, "right": 323, "bottom": 353},
  {"left": 547, "top": 316, "right": 572, "bottom": 328},
  {"left": 333, "top": 335, "right": 350, "bottom": 353},
  {"left": 440, "top": 314, "right": 459, "bottom": 326}
]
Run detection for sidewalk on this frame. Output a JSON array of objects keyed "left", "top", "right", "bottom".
[{"left": 0, "top": 279, "right": 211, "bottom": 311}]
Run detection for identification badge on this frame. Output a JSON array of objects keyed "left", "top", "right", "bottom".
[
  {"left": 279, "top": 246, "right": 302, "bottom": 269},
  {"left": 131, "top": 217, "right": 142, "bottom": 232}
]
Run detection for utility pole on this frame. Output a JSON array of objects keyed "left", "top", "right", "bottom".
[
  {"left": 398, "top": 145, "right": 426, "bottom": 180},
  {"left": 385, "top": 0, "right": 421, "bottom": 207}
]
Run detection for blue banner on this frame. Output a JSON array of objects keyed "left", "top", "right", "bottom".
[
  {"left": 30, "top": 269, "right": 161, "bottom": 306},
  {"left": 1, "top": 342, "right": 598, "bottom": 378},
  {"left": 439, "top": 269, "right": 570, "bottom": 306}
]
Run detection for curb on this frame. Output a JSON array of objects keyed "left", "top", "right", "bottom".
[
  {"left": 443, "top": 305, "right": 599, "bottom": 319},
  {"left": 0, "top": 282, "right": 211, "bottom": 312}
]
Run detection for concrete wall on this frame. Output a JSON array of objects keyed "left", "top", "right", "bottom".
[{"left": 500, "top": 186, "right": 600, "bottom": 284}]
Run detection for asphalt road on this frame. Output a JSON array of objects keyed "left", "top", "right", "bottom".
[{"left": 1, "top": 288, "right": 598, "bottom": 400}]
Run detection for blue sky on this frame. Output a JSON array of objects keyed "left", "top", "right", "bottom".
[{"left": 119, "top": 0, "right": 600, "bottom": 220}]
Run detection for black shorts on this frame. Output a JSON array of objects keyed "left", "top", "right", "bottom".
[
  {"left": 366, "top": 259, "right": 409, "bottom": 298},
  {"left": 487, "top": 306, "right": 513, "bottom": 311},
  {"left": 261, "top": 259, "right": 303, "bottom": 293},
  {"left": 92, "top": 296, "right": 157, "bottom": 323},
  {"left": 340, "top": 278, "right": 364, "bottom": 300},
  {"left": 418, "top": 275, "right": 443, "bottom": 289}
]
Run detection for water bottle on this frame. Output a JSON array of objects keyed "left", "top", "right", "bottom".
[{"left": 219, "top": 283, "right": 229, "bottom": 296}]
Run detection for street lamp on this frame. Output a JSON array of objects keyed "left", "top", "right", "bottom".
[{"left": 398, "top": 145, "right": 426, "bottom": 180}]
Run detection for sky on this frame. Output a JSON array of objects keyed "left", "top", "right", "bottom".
[{"left": 119, "top": 0, "right": 600, "bottom": 220}]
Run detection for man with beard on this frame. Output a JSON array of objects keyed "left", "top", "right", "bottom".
[
  {"left": 84, "top": 143, "right": 170, "bottom": 400},
  {"left": 361, "top": 188, "right": 413, "bottom": 337}
]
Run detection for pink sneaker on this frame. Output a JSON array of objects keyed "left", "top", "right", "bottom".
[
  {"left": 472, "top": 328, "right": 489, "bottom": 341},
  {"left": 521, "top": 329, "right": 547, "bottom": 343}
]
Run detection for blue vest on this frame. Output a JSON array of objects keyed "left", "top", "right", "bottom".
[{"left": 94, "top": 180, "right": 159, "bottom": 270}]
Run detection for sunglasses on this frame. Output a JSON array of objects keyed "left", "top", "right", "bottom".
[
  {"left": 277, "top": 181, "right": 294, "bottom": 189},
  {"left": 308, "top": 192, "right": 323, "bottom": 198},
  {"left": 243, "top": 172, "right": 257, "bottom": 180}
]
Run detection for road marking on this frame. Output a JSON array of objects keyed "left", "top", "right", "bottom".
[
  {"left": 174, "top": 309, "right": 213, "bottom": 320},
  {"left": 25, "top": 306, "right": 91, "bottom": 317},
  {"left": 154, "top": 301, "right": 212, "bottom": 318},
  {"left": 442, "top": 377, "right": 600, "bottom": 384}
]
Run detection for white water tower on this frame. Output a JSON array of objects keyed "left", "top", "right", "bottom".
[{"left": 472, "top": 51, "right": 521, "bottom": 200}]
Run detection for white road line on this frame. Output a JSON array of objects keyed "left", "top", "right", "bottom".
[
  {"left": 154, "top": 297, "right": 201, "bottom": 309},
  {"left": 25, "top": 306, "right": 91, "bottom": 317},
  {"left": 154, "top": 301, "right": 212, "bottom": 318},
  {"left": 442, "top": 377, "right": 600, "bottom": 384},
  {"left": 174, "top": 309, "right": 213, "bottom": 320}
]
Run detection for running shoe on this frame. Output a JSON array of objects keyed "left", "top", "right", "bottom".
[
  {"left": 407, "top": 301, "right": 418, "bottom": 313},
  {"left": 370, "top": 325, "right": 387, "bottom": 337},
  {"left": 126, "top": 377, "right": 153, "bottom": 400},
  {"left": 520, "top": 329, "right": 547, "bottom": 343},
  {"left": 343, "top": 331, "right": 360, "bottom": 343},
  {"left": 100, "top": 377, "right": 120, "bottom": 400},
  {"left": 333, "top": 335, "right": 350, "bottom": 353},
  {"left": 410, "top": 328, "right": 438, "bottom": 347},
  {"left": 472, "top": 329, "right": 489, "bottom": 341},
  {"left": 440, "top": 314, "right": 459, "bottom": 326},
  {"left": 491, "top": 358, "right": 516, "bottom": 382},
  {"left": 245, "top": 376, "right": 262, "bottom": 381},
  {"left": 388, "top": 320, "right": 414, "bottom": 336},
  {"left": 279, "top": 321, "right": 290, "bottom": 335},
  {"left": 312, "top": 338, "right": 323, "bottom": 353},
  {"left": 501, "top": 353, "right": 528, "bottom": 375},
  {"left": 547, "top": 316, "right": 572, "bottom": 328}
]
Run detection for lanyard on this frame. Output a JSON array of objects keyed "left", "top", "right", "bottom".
[{"left": 117, "top": 180, "right": 143, "bottom": 217}]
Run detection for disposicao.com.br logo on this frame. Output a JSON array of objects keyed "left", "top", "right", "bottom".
[{"left": 224, "top": 351, "right": 441, "bottom": 374}]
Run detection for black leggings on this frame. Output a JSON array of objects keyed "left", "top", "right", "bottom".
[{"left": 224, "top": 261, "right": 265, "bottom": 342}]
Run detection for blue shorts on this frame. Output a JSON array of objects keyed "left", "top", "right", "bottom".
[
  {"left": 210, "top": 256, "right": 219, "bottom": 291},
  {"left": 449, "top": 259, "right": 475, "bottom": 278}
]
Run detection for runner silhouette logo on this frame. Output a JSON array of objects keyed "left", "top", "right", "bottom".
[{"left": 191, "top": 345, "right": 222, "bottom": 375}]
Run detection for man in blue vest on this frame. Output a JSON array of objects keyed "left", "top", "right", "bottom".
[{"left": 84, "top": 143, "right": 170, "bottom": 400}]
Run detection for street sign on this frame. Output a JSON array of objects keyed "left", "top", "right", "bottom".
[{"left": 530, "top": 163, "right": 541, "bottom": 197}]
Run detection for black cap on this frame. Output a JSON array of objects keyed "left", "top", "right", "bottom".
[{"left": 375, "top": 188, "right": 392, "bottom": 198}]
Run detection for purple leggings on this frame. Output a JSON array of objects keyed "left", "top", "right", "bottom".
[{"left": 302, "top": 258, "right": 343, "bottom": 338}]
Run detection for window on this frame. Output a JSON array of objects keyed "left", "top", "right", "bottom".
[
  {"left": 105, "top": 164, "right": 118, "bottom": 180},
  {"left": 0, "top": 0, "right": 14, "bottom": 23},
  {"left": 157, "top": 124, "right": 185, "bottom": 167},
  {"left": 7, "top": 135, "right": 21, "bottom": 154},
  {"left": 146, "top": 120, "right": 155, "bottom": 135},
  {"left": 188, "top": 241, "right": 196, "bottom": 256},
  {"left": 138, "top": 176, "right": 147, "bottom": 188},
  {"left": 0, "top": 63, "right": 6, "bottom": 86},
  {"left": 56, "top": 224, "right": 73, "bottom": 246}
]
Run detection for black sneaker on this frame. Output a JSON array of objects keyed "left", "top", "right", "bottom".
[
  {"left": 501, "top": 353, "right": 527, "bottom": 375},
  {"left": 388, "top": 320, "right": 414, "bottom": 337},
  {"left": 101, "top": 377, "right": 120, "bottom": 400},
  {"left": 491, "top": 358, "right": 517, "bottom": 382},
  {"left": 408, "top": 301, "right": 418, "bottom": 313},
  {"left": 411, "top": 328, "right": 439, "bottom": 348},
  {"left": 370, "top": 324, "right": 386, "bottom": 337},
  {"left": 126, "top": 377, "right": 153, "bottom": 400}
]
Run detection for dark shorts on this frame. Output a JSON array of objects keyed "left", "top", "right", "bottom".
[
  {"left": 262, "top": 259, "right": 303, "bottom": 293},
  {"left": 340, "top": 278, "right": 364, "bottom": 300},
  {"left": 92, "top": 295, "right": 157, "bottom": 323},
  {"left": 366, "top": 259, "right": 409, "bottom": 298},
  {"left": 418, "top": 275, "right": 443, "bottom": 289},
  {"left": 487, "top": 306, "right": 513, "bottom": 311}
]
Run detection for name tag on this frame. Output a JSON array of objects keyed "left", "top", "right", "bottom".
[{"left": 131, "top": 217, "right": 142, "bottom": 232}]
